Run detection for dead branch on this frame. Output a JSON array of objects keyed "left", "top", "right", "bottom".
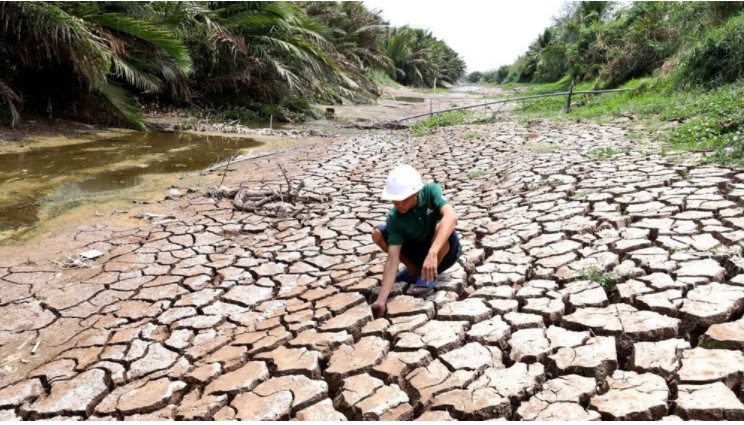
[
  {"left": 230, "top": 164, "right": 328, "bottom": 217},
  {"left": 291, "top": 180, "right": 305, "bottom": 198},
  {"left": 278, "top": 163, "right": 292, "bottom": 196}
]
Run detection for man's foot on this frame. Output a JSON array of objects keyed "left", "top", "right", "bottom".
[
  {"left": 396, "top": 269, "right": 419, "bottom": 283},
  {"left": 409, "top": 276, "right": 438, "bottom": 296}
]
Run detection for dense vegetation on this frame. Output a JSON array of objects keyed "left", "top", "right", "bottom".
[
  {"left": 469, "top": 2, "right": 744, "bottom": 88},
  {"left": 463, "top": 1, "right": 744, "bottom": 165},
  {"left": 0, "top": 1, "right": 465, "bottom": 129}
]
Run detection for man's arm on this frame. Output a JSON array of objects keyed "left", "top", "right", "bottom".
[
  {"left": 421, "top": 204, "right": 458, "bottom": 281},
  {"left": 371, "top": 244, "right": 401, "bottom": 318}
]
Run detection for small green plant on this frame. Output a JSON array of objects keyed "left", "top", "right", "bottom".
[
  {"left": 463, "top": 131, "right": 481, "bottom": 140},
  {"left": 698, "top": 337, "right": 728, "bottom": 350},
  {"left": 675, "top": 169, "right": 689, "bottom": 180},
  {"left": 572, "top": 190, "right": 592, "bottom": 200},
  {"left": 529, "top": 143, "right": 563, "bottom": 155},
  {"left": 468, "top": 168, "right": 486, "bottom": 178},
  {"left": 588, "top": 147, "right": 618, "bottom": 162},
  {"left": 627, "top": 131, "right": 644, "bottom": 141},
  {"left": 579, "top": 267, "right": 618, "bottom": 294}
]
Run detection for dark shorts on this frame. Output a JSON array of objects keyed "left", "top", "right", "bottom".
[{"left": 374, "top": 224, "right": 461, "bottom": 274}]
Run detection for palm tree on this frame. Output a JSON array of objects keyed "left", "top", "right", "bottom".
[
  {"left": 0, "top": 1, "right": 192, "bottom": 129},
  {"left": 182, "top": 2, "right": 352, "bottom": 119},
  {"left": 304, "top": 1, "right": 393, "bottom": 100},
  {"left": 385, "top": 26, "right": 465, "bottom": 87},
  {"left": 385, "top": 26, "right": 435, "bottom": 86}
]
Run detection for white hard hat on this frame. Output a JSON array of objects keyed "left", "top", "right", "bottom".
[{"left": 381, "top": 165, "right": 424, "bottom": 201}]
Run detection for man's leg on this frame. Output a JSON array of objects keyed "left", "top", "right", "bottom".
[
  {"left": 408, "top": 222, "right": 454, "bottom": 295},
  {"left": 431, "top": 221, "right": 451, "bottom": 267},
  {"left": 436, "top": 226, "right": 461, "bottom": 274},
  {"left": 371, "top": 225, "right": 420, "bottom": 275}
]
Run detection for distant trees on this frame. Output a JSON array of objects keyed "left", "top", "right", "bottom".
[
  {"left": 466, "top": 65, "right": 510, "bottom": 85},
  {"left": 0, "top": 1, "right": 466, "bottom": 128},
  {"left": 466, "top": 71, "right": 483, "bottom": 83}
]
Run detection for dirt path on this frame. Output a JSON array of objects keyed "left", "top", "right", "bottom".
[{"left": 2, "top": 100, "right": 744, "bottom": 420}]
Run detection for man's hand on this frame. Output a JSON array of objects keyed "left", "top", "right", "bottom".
[
  {"left": 421, "top": 250, "right": 438, "bottom": 282},
  {"left": 370, "top": 299, "right": 386, "bottom": 319}
]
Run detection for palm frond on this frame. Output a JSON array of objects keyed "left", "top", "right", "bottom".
[
  {"left": 100, "top": 81, "right": 146, "bottom": 130},
  {"left": 79, "top": 11, "right": 193, "bottom": 74},
  {"left": 111, "top": 56, "right": 162, "bottom": 93}
]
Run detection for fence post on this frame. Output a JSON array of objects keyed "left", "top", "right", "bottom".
[
  {"left": 429, "top": 99, "right": 433, "bottom": 118},
  {"left": 565, "top": 79, "right": 575, "bottom": 113}
]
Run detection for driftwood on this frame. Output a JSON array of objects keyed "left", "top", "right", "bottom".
[{"left": 222, "top": 164, "right": 328, "bottom": 217}]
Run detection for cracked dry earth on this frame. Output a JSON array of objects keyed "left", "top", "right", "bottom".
[{"left": 4, "top": 119, "right": 744, "bottom": 421}]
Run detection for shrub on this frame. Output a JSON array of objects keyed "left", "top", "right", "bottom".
[{"left": 674, "top": 12, "right": 744, "bottom": 88}]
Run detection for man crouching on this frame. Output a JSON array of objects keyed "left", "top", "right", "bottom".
[{"left": 370, "top": 165, "right": 461, "bottom": 318}]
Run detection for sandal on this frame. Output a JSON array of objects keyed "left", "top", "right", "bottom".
[{"left": 409, "top": 276, "right": 438, "bottom": 296}]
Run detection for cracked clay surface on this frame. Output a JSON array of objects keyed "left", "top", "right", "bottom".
[{"left": 2, "top": 116, "right": 744, "bottom": 420}]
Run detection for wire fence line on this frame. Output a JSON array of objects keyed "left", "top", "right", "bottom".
[{"left": 392, "top": 87, "right": 633, "bottom": 124}]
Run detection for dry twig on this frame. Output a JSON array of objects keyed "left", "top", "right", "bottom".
[{"left": 229, "top": 164, "right": 327, "bottom": 217}]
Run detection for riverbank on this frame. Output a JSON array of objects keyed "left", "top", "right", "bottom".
[{"left": 4, "top": 83, "right": 744, "bottom": 419}]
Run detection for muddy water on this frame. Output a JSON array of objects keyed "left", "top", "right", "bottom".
[
  {"left": 0, "top": 132, "right": 262, "bottom": 231},
  {"left": 393, "top": 96, "right": 426, "bottom": 103}
]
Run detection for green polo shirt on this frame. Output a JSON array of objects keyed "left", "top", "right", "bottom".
[{"left": 386, "top": 183, "right": 449, "bottom": 246}]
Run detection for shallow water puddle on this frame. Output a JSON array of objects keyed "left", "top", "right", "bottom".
[
  {"left": 0, "top": 132, "right": 262, "bottom": 231},
  {"left": 393, "top": 96, "right": 426, "bottom": 103}
]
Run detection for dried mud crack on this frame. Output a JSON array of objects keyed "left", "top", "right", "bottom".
[{"left": 2, "top": 117, "right": 744, "bottom": 420}]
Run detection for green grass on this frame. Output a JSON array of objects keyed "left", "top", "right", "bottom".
[
  {"left": 368, "top": 69, "right": 401, "bottom": 88},
  {"left": 500, "top": 77, "right": 744, "bottom": 166},
  {"left": 588, "top": 147, "right": 618, "bottom": 162},
  {"left": 409, "top": 110, "right": 475, "bottom": 136},
  {"left": 463, "top": 131, "right": 481, "bottom": 140}
]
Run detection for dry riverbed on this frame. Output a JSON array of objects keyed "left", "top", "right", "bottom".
[{"left": 2, "top": 86, "right": 744, "bottom": 420}]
